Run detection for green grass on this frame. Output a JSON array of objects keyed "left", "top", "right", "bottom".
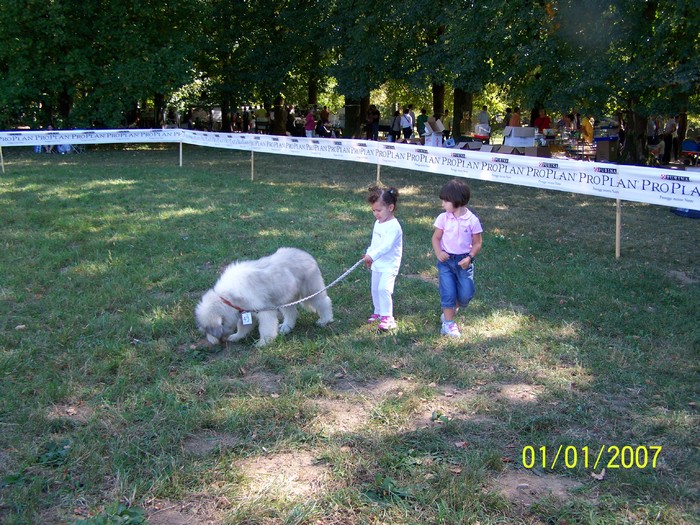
[{"left": 0, "top": 144, "right": 698, "bottom": 524}]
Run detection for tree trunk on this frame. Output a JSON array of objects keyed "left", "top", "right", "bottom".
[
  {"left": 308, "top": 76, "right": 319, "bottom": 107},
  {"left": 619, "top": 108, "right": 648, "bottom": 165},
  {"left": 221, "top": 97, "right": 232, "bottom": 132},
  {"left": 452, "top": 88, "right": 474, "bottom": 139},
  {"left": 272, "top": 95, "right": 287, "bottom": 136},
  {"left": 58, "top": 88, "right": 72, "bottom": 127},
  {"left": 432, "top": 83, "right": 445, "bottom": 117},
  {"left": 154, "top": 93, "right": 166, "bottom": 128},
  {"left": 343, "top": 96, "right": 366, "bottom": 138}
]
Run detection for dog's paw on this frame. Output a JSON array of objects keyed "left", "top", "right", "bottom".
[
  {"left": 227, "top": 332, "right": 245, "bottom": 342},
  {"left": 278, "top": 322, "right": 293, "bottom": 335},
  {"left": 255, "top": 336, "right": 274, "bottom": 348},
  {"left": 316, "top": 317, "right": 334, "bottom": 327}
]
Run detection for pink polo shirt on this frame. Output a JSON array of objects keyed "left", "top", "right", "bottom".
[{"left": 434, "top": 208, "right": 482, "bottom": 255}]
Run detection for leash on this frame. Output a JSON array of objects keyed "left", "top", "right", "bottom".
[{"left": 220, "top": 257, "right": 365, "bottom": 314}]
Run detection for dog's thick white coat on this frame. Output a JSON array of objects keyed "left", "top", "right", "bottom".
[{"left": 195, "top": 248, "right": 333, "bottom": 347}]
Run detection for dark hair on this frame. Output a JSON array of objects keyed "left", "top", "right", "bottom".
[
  {"left": 367, "top": 185, "right": 399, "bottom": 207},
  {"left": 439, "top": 179, "right": 470, "bottom": 207}
]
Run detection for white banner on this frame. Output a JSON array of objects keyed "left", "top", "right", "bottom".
[{"left": 1, "top": 129, "right": 698, "bottom": 210}]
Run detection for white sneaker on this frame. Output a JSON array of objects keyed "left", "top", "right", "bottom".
[{"left": 441, "top": 321, "right": 461, "bottom": 337}]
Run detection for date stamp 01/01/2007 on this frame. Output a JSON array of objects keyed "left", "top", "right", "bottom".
[{"left": 521, "top": 445, "right": 663, "bottom": 471}]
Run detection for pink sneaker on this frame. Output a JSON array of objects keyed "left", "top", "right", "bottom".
[
  {"left": 367, "top": 314, "right": 381, "bottom": 324},
  {"left": 378, "top": 316, "right": 397, "bottom": 331}
]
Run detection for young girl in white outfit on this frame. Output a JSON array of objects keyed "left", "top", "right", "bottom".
[{"left": 362, "top": 186, "right": 403, "bottom": 331}]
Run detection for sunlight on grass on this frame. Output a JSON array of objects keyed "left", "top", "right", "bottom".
[{"left": 0, "top": 148, "right": 697, "bottom": 525}]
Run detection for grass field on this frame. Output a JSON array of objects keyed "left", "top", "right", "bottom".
[{"left": 0, "top": 145, "right": 698, "bottom": 524}]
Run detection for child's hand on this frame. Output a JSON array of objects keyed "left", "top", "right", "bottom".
[
  {"left": 458, "top": 256, "right": 472, "bottom": 269},
  {"left": 436, "top": 250, "right": 449, "bottom": 263},
  {"left": 363, "top": 254, "right": 373, "bottom": 268}
]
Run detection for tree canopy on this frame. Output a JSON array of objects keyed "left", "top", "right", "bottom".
[{"left": 1, "top": 0, "right": 698, "bottom": 160}]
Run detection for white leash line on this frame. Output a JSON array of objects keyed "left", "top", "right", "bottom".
[{"left": 249, "top": 258, "right": 365, "bottom": 313}]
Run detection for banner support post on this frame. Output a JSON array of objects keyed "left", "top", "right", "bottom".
[
  {"left": 0, "top": 146, "right": 4, "bottom": 174},
  {"left": 376, "top": 163, "right": 381, "bottom": 184},
  {"left": 251, "top": 151, "right": 255, "bottom": 181},
  {"left": 179, "top": 142, "right": 183, "bottom": 167},
  {"left": 615, "top": 199, "right": 622, "bottom": 259}
]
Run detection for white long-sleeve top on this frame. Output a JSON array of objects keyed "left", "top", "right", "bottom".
[{"left": 366, "top": 217, "right": 403, "bottom": 275}]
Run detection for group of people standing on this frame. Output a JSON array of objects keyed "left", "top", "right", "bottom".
[
  {"left": 366, "top": 104, "right": 454, "bottom": 147},
  {"left": 647, "top": 115, "right": 683, "bottom": 165}
]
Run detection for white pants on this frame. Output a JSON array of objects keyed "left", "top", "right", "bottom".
[{"left": 371, "top": 271, "right": 397, "bottom": 317}]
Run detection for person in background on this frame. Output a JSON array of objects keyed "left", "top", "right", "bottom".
[
  {"left": 416, "top": 108, "right": 428, "bottom": 144},
  {"left": 534, "top": 108, "right": 551, "bottom": 133},
  {"left": 477, "top": 105, "right": 490, "bottom": 126},
  {"left": 389, "top": 110, "right": 402, "bottom": 142},
  {"left": 509, "top": 107, "right": 521, "bottom": 127},
  {"left": 442, "top": 109, "right": 452, "bottom": 141},
  {"left": 408, "top": 104, "right": 416, "bottom": 135},
  {"left": 400, "top": 108, "right": 413, "bottom": 141},
  {"left": 581, "top": 113, "right": 594, "bottom": 143},
  {"left": 305, "top": 108, "right": 316, "bottom": 138}
]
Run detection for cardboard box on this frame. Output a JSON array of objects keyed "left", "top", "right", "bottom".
[
  {"left": 503, "top": 126, "right": 536, "bottom": 147},
  {"left": 523, "top": 146, "right": 551, "bottom": 158},
  {"left": 498, "top": 146, "right": 523, "bottom": 155},
  {"left": 595, "top": 138, "right": 618, "bottom": 161},
  {"left": 480, "top": 144, "right": 501, "bottom": 153}
]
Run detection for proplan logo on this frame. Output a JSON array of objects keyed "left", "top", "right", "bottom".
[
  {"left": 594, "top": 167, "right": 618, "bottom": 174},
  {"left": 539, "top": 162, "right": 559, "bottom": 169},
  {"left": 661, "top": 174, "right": 690, "bottom": 182},
  {"left": 492, "top": 157, "right": 509, "bottom": 163}
]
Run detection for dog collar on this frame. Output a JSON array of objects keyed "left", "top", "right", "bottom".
[{"left": 220, "top": 296, "right": 246, "bottom": 312}]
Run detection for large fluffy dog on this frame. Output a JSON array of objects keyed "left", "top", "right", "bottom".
[{"left": 196, "top": 248, "right": 333, "bottom": 347}]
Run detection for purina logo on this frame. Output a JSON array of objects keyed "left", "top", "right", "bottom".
[
  {"left": 312, "top": 140, "right": 320, "bottom": 144},
  {"left": 451, "top": 152, "right": 465, "bottom": 158},
  {"left": 358, "top": 142, "right": 368, "bottom": 147},
  {"left": 384, "top": 145, "right": 395, "bottom": 150},
  {"left": 416, "top": 148, "right": 429, "bottom": 154},
  {"left": 334, "top": 141, "right": 343, "bottom": 146},
  {"left": 594, "top": 167, "right": 617, "bottom": 174},
  {"left": 539, "top": 162, "right": 559, "bottom": 169},
  {"left": 291, "top": 139, "right": 299, "bottom": 142},
  {"left": 492, "top": 157, "right": 509, "bottom": 163},
  {"left": 272, "top": 137, "right": 279, "bottom": 141},
  {"left": 661, "top": 174, "right": 690, "bottom": 182}
]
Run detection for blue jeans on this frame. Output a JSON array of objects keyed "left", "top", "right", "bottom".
[{"left": 438, "top": 254, "right": 475, "bottom": 309}]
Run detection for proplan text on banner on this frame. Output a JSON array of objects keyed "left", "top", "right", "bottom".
[{"left": 1, "top": 129, "right": 698, "bottom": 211}]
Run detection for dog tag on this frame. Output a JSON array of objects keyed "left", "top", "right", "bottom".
[{"left": 241, "top": 312, "right": 253, "bottom": 325}]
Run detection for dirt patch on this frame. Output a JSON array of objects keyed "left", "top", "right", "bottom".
[
  {"left": 183, "top": 431, "right": 240, "bottom": 456},
  {"left": 308, "top": 398, "right": 368, "bottom": 434},
  {"left": 236, "top": 450, "right": 328, "bottom": 499},
  {"left": 47, "top": 402, "right": 94, "bottom": 424},
  {"left": 493, "top": 468, "right": 584, "bottom": 509},
  {"left": 495, "top": 383, "right": 544, "bottom": 403},
  {"left": 332, "top": 376, "right": 416, "bottom": 398},
  {"left": 146, "top": 498, "right": 220, "bottom": 525},
  {"left": 238, "top": 370, "right": 284, "bottom": 394},
  {"left": 667, "top": 269, "right": 698, "bottom": 285}
]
